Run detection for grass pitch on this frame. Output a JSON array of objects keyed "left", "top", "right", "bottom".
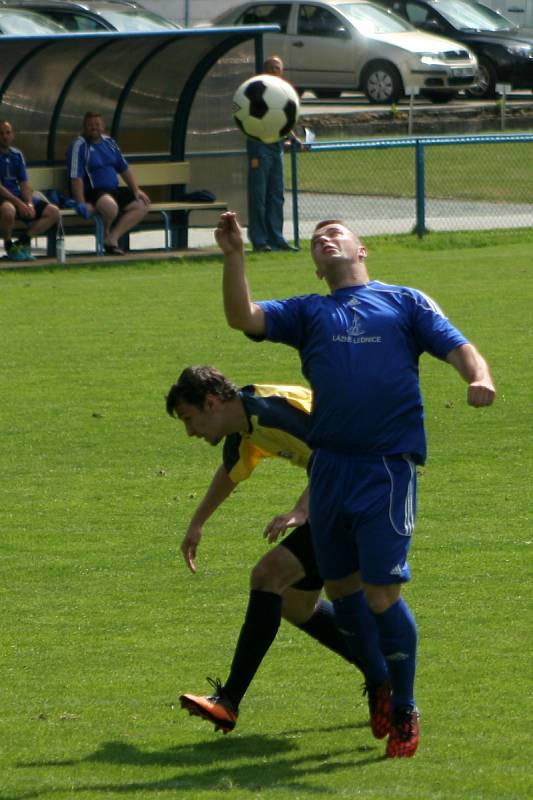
[{"left": 1, "top": 230, "right": 532, "bottom": 799}]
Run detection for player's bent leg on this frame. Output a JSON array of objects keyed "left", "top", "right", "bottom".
[
  {"left": 250, "top": 544, "right": 306, "bottom": 595},
  {"left": 325, "top": 573, "right": 391, "bottom": 739}
]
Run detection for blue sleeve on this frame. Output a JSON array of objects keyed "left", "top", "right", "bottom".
[
  {"left": 17, "top": 152, "right": 28, "bottom": 183},
  {"left": 410, "top": 289, "right": 468, "bottom": 359},
  {"left": 258, "top": 296, "right": 308, "bottom": 349},
  {"left": 111, "top": 139, "right": 129, "bottom": 174},
  {"left": 66, "top": 139, "right": 86, "bottom": 179}
]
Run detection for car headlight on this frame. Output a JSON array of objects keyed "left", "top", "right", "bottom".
[
  {"left": 419, "top": 54, "right": 444, "bottom": 65},
  {"left": 505, "top": 43, "right": 532, "bottom": 57}
]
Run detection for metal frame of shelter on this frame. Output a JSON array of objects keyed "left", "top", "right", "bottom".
[{"left": 0, "top": 25, "right": 276, "bottom": 223}]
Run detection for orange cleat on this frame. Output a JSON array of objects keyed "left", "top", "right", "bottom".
[
  {"left": 386, "top": 705, "right": 420, "bottom": 758},
  {"left": 180, "top": 678, "right": 238, "bottom": 734}
]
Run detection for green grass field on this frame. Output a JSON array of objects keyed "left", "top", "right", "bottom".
[{"left": 1, "top": 230, "right": 532, "bottom": 799}]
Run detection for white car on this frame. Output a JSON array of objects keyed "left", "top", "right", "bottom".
[{"left": 213, "top": 0, "right": 478, "bottom": 103}]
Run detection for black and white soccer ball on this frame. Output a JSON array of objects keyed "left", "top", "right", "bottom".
[{"left": 232, "top": 74, "right": 300, "bottom": 144}]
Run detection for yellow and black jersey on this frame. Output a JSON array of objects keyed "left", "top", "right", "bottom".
[{"left": 222, "top": 384, "right": 312, "bottom": 484}]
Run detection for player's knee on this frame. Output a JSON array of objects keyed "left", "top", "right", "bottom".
[{"left": 250, "top": 559, "right": 278, "bottom": 591}]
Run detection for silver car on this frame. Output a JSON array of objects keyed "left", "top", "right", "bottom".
[{"left": 213, "top": 0, "right": 478, "bottom": 103}]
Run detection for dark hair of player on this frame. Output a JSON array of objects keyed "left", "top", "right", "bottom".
[{"left": 166, "top": 366, "right": 238, "bottom": 417}]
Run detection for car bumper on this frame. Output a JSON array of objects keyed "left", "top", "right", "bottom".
[{"left": 409, "top": 65, "right": 477, "bottom": 90}]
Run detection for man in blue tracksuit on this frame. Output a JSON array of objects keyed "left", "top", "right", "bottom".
[
  {"left": 247, "top": 57, "right": 298, "bottom": 253},
  {"left": 215, "top": 210, "right": 496, "bottom": 758}
]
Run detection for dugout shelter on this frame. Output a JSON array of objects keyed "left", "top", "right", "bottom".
[{"left": 0, "top": 24, "right": 275, "bottom": 242}]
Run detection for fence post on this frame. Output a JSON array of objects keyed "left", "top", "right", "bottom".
[
  {"left": 415, "top": 139, "right": 426, "bottom": 238},
  {"left": 290, "top": 139, "right": 300, "bottom": 248}
]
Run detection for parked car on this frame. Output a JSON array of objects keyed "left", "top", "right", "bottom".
[
  {"left": 0, "top": 6, "right": 66, "bottom": 34},
  {"left": 374, "top": 0, "right": 533, "bottom": 98},
  {"left": 213, "top": 0, "right": 478, "bottom": 103},
  {"left": 1, "top": 0, "right": 181, "bottom": 32}
]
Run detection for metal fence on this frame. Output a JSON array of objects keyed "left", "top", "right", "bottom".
[{"left": 286, "top": 133, "right": 533, "bottom": 244}]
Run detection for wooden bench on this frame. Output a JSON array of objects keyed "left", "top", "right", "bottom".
[{"left": 23, "top": 161, "right": 227, "bottom": 256}]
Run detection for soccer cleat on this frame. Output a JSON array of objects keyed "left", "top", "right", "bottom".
[
  {"left": 386, "top": 705, "right": 420, "bottom": 758},
  {"left": 180, "top": 677, "right": 238, "bottom": 734},
  {"left": 6, "top": 242, "right": 30, "bottom": 261},
  {"left": 363, "top": 680, "right": 391, "bottom": 738}
]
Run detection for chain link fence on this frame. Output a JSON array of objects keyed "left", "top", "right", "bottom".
[{"left": 285, "top": 133, "right": 533, "bottom": 241}]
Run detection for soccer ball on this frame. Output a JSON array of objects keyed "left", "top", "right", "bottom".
[{"left": 232, "top": 74, "right": 300, "bottom": 144}]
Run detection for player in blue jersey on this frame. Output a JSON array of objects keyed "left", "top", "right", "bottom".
[
  {"left": 166, "top": 365, "right": 365, "bottom": 734},
  {"left": 66, "top": 112, "right": 150, "bottom": 255},
  {"left": 0, "top": 120, "right": 60, "bottom": 261},
  {"left": 215, "top": 211, "right": 496, "bottom": 757}
]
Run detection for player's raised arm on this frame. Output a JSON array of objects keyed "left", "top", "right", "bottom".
[
  {"left": 215, "top": 212, "right": 266, "bottom": 337},
  {"left": 180, "top": 464, "right": 236, "bottom": 573},
  {"left": 446, "top": 343, "right": 496, "bottom": 407}
]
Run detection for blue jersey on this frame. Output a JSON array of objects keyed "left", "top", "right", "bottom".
[
  {"left": 222, "top": 384, "right": 312, "bottom": 483},
  {"left": 258, "top": 281, "right": 468, "bottom": 464},
  {"left": 67, "top": 135, "right": 128, "bottom": 193},
  {"left": 0, "top": 147, "right": 28, "bottom": 198}
]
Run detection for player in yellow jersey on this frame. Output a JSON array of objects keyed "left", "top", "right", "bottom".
[{"left": 166, "top": 365, "right": 367, "bottom": 733}]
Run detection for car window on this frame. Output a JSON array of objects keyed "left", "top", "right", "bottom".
[
  {"left": 298, "top": 5, "right": 347, "bottom": 37},
  {"left": 337, "top": 2, "right": 414, "bottom": 33},
  {"left": 101, "top": 10, "right": 179, "bottom": 31},
  {"left": 0, "top": 9, "right": 65, "bottom": 34},
  {"left": 238, "top": 4, "right": 291, "bottom": 33},
  {"left": 41, "top": 11, "right": 105, "bottom": 32},
  {"left": 426, "top": 0, "right": 515, "bottom": 31},
  {"left": 405, "top": 2, "right": 436, "bottom": 25}
]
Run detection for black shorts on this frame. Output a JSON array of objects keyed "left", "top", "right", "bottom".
[
  {"left": 280, "top": 522, "right": 324, "bottom": 591},
  {"left": 1, "top": 195, "right": 49, "bottom": 220},
  {"left": 85, "top": 186, "right": 136, "bottom": 210}
]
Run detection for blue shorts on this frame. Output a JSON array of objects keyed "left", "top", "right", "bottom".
[{"left": 309, "top": 450, "right": 417, "bottom": 585}]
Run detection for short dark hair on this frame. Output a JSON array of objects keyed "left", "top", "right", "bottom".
[
  {"left": 166, "top": 366, "right": 238, "bottom": 417},
  {"left": 83, "top": 111, "right": 103, "bottom": 124}
]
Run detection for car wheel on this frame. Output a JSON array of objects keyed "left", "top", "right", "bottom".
[
  {"left": 361, "top": 61, "right": 403, "bottom": 104},
  {"left": 421, "top": 91, "right": 458, "bottom": 104},
  {"left": 314, "top": 89, "right": 342, "bottom": 99},
  {"left": 465, "top": 57, "right": 497, "bottom": 99}
]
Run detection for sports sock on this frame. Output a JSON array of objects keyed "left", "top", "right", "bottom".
[
  {"left": 372, "top": 598, "right": 417, "bottom": 709},
  {"left": 222, "top": 589, "right": 282, "bottom": 709},
  {"left": 333, "top": 591, "right": 389, "bottom": 685},
  {"left": 297, "top": 598, "right": 364, "bottom": 673}
]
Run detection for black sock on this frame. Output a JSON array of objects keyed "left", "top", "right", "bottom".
[
  {"left": 5, "top": 239, "right": 13, "bottom": 251},
  {"left": 223, "top": 589, "right": 282, "bottom": 709},
  {"left": 297, "top": 599, "right": 364, "bottom": 675}
]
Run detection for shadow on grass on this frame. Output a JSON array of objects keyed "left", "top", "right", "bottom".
[{"left": 14, "top": 734, "right": 385, "bottom": 798}]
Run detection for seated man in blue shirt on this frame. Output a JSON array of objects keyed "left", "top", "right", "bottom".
[
  {"left": 0, "top": 120, "right": 60, "bottom": 261},
  {"left": 66, "top": 112, "right": 150, "bottom": 256}
]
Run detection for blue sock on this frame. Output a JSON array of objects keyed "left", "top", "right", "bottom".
[
  {"left": 297, "top": 599, "right": 364, "bottom": 673},
  {"left": 373, "top": 598, "right": 417, "bottom": 709},
  {"left": 333, "top": 591, "right": 389, "bottom": 685}
]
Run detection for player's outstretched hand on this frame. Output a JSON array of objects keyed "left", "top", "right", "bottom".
[
  {"left": 180, "top": 526, "right": 202, "bottom": 573},
  {"left": 264, "top": 508, "right": 308, "bottom": 544},
  {"left": 467, "top": 379, "right": 496, "bottom": 407},
  {"left": 215, "top": 211, "right": 244, "bottom": 255}
]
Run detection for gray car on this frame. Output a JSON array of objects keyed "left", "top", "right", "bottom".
[
  {"left": 1, "top": 0, "right": 181, "bottom": 32},
  {"left": 213, "top": 0, "right": 478, "bottom": 103}
]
